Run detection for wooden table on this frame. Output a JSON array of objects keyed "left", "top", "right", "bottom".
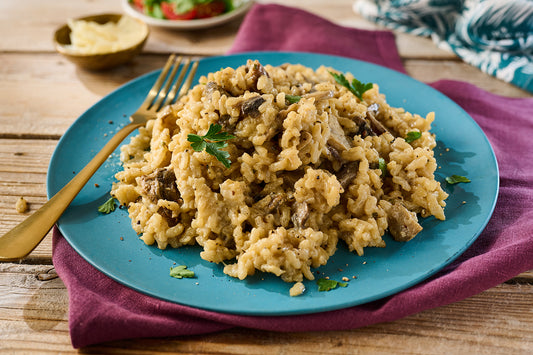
[{"left": 1, "top": 1, "right": 532, "bottom": 353}]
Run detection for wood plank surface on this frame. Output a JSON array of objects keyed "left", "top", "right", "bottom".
[
  {"left": 0, "top": 0, "right": 456, "bottom": 59},
  {"left": 1, "top": 0, "right": 531, "bottom": 353},
  {"left": 1, "top": 263, "right": 532, "bottom": 354},
  {"left": 0, "top": 52, "right": 529, "bottom": 138},
  {"left": 1, "top": 120, "right": 532, "bottom": 353}
]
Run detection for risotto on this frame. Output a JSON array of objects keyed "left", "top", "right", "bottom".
[{"left": 111, "top": 60, "right": 448, "bottom": 285}]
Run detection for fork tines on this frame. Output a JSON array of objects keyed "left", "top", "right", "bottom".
[{"left": 144, "top": 54, "right": 198, "bottom": 112}]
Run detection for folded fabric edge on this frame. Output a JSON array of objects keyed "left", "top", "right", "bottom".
[
  {"left": 228, "top": 3, "right": 406, "bottom": 74},
  {"left": 352, "top": 0, "right": 533, "bottom": 93}
]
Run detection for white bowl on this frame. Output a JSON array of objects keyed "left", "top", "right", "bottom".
[{"left": 121, "top": 0, "right": 254, "bottom": 30}]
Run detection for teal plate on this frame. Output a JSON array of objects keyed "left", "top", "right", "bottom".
[{"left": 47, "top": 52, "right": 499, "bottom": 316}]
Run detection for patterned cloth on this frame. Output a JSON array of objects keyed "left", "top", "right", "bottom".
[{"left": 353, "top": 0, "right": 533, "bottom": 93}]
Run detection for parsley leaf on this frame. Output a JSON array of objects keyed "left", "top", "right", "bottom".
[
  {"left": 170, "top": 265, "right": 195, "bottom": 279},
  {"left": 330, "top": 71, "right": 373, "bottom": 100},
  {"left": 405, "top": 131, "right": 422, "bottom": 143},
  {"left": 285, "top": 94, "right": 302, "bottom": 104},
  {"left": 378, "top": 157, "right": 388, "bottom": 177},
  {"left": 203, "top": 122, "right": 235, "bottom": 141},
  {"left": 445, "top": 175, "right": 471, "bottom": 184},
  {"left": 316, "top": 278, "right": 348, "bottom": 292},
  {"left": 187, "top": 124, "right": 235, "bottom": 168},
  {"left": 98, "top": 197, "right": 117, "bottom": 214}
]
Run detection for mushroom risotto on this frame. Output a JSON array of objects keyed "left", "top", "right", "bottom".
[{"left": 111, "top": 60, "right": 448, "bottom": 284}]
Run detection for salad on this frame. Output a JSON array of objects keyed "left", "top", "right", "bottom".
[{"left": 129, "top": 0, "right": 239, "bottom": 20}]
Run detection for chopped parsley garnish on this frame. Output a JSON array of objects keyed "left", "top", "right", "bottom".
[
  {"left": 187, "top": 123, "right": 235, "bottom": 168},
  {"left": 316, "top": 278, "right": 348, "bottom": 291},
  {"left": 405, "top": 131, "right": 422, "bottom": 143},
  {"left": 445, "top": 175, "right": 471, "bottom": 184},
  {"left": 170, "top": 265, "right": 195, "bottom": 279},
  {"left": 378, "top": 157, "right": 388, "bottom": 177},
  {"left": 98, "top": 197, "right": 117, "bottom": 214},
  {"left": 330, "top": 71, "right": 373, "bottom": 100},
  {"left": 285, "top": 94, "right": 301, "bottom": 104}
]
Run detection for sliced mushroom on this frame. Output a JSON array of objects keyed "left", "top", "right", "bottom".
[
  {"left": 303, "top": 90, "right": 334, "bottom": 101},
  {"left": 365, "top": 103, "right": 391, "bottom": 136},
  {"left": 297, "top": 131, "right": 313, "bottom": 150},
  {"left": 239, "top": 96, "right": 266, "bottom": 119},
  {"left": 282, "top": 169, "right": 305, "bottom": 187},
  {"left": 138, "top": 168, "right": 180, "bottom": 202},
  {"left": 327, "top": 114, "right": 351, "bottom": 152},
  {"left": 291, "top": 201, "right": 310, "bottom": 229},
  {"left": 254, "top": 192, "right": 288, "bottom": 214},
  {"left": 278, "top": 103, "right": 298, "bottom": 121},
  {"left": 336, "top": 161, "right": 360, "bottom": 190},
  {"left": 218, "top": 113, "right": 236, "bottom": 133},
  {"left": 353, "top": 115, "right": 377, "bottom": 138},
  {"left": 387, "top": 202, "right": 423, "bottom": 242},
  {"left": 326, "top": 144, "right": 342, "bottom": 162},
  {"left": 158, "top": 207, "right": 179, "bottom": 227},
  {"left": 246, "top": 60, "right": 269, "bottom": 91},
  {"left": 205, "top": 81, "right": 231, "bottom": 101}
]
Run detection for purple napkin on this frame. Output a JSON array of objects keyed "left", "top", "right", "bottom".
[{"left": 52, "top": 4, "right": 533, "bottom": 348}]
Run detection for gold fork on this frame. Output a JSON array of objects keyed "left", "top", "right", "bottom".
[{"left": 0, "top": 54, "right": 198, "bottom": 261}]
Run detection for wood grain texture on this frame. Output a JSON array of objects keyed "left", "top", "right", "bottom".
[
  {"left": 0, "top": 139, "right": 55, "bottom": 262},
  {"left": 0, "top": 134, "right": 532, "bottom": 352},
  {"left": 1, "top": 264, "right": 532, "bottom": 354},
  {"left": 1, "top": 0, "right": 531, "bottom": 353},
  {"left": 0, "top": 52, "right": 529, "bottom": 138},
  {"left": 0, "top": 0, "right": 455, "bottom": 59}
]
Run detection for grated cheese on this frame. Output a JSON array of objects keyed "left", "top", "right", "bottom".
[{"left": 65, "top": 16, "right": 147, "bottom": 55}]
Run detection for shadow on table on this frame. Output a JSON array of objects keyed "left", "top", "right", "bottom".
[{"left": 23, "top": 271, "right": 68, "bottom": 331}]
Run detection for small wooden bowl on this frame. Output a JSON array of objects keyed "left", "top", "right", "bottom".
[{"left": 53, "top": 13, "right": 149, "bottom": 70}]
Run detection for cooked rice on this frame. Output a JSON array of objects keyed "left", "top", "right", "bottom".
[{"left": 111, "top": 60, "right": 448, "bottom": 283}]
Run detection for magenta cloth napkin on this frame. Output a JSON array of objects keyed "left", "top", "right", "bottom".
[{"left": 52, "top": 4, "right": 533, "bottom": 348}]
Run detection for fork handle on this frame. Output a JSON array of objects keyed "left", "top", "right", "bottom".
[{"left": 0, "top": 122, "right": 142, "bottom": 261}]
